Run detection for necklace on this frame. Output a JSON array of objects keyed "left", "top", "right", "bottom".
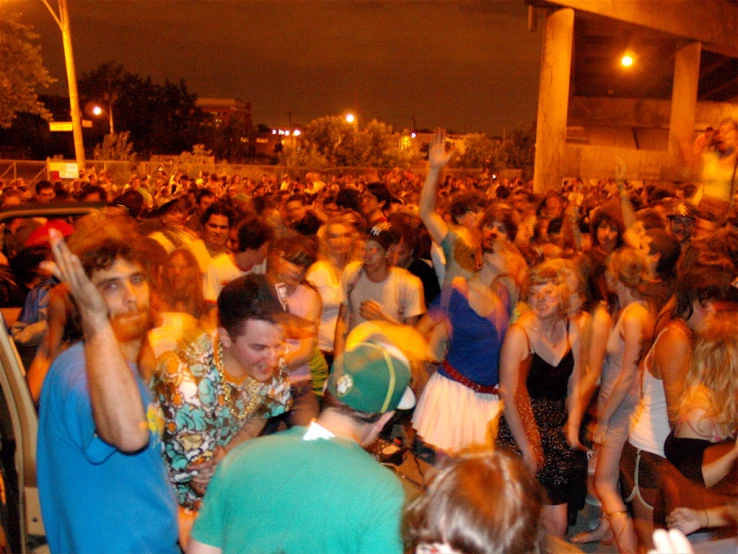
[
  {"left": 215, "top": 337, "right": 265, "bottom": 422},
  {"left": 532, "top": 319, "right": 563, "bottom": 347}
]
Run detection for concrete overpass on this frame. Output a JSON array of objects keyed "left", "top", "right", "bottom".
[{"left": 526, "top": 0, "right": 738, "bottom": 190}]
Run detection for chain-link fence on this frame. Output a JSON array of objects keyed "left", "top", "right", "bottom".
[{"left": 0, "top": 161, "right": 48, "bottom": 187}]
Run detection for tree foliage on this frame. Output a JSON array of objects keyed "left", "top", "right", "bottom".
[
  {"left": 93, "top": 131, "right": 136, "bottom": 161},
  {"left": 452, "top": 133, "right": 507, "bottom": 171},
  {"left": 283, "top": 116, "right": 421, "bottom": 168},
  {"left": 0, "top": 12, "right": 55, "bottom": 128},
  {"left": 503, "top": 124, "right": 536, "bottom": 179},
  {"left": 79, "top": 61, "right": 205, "bottom": 157}
]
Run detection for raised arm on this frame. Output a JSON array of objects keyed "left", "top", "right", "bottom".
[
  {"left": 419, "top": 129, "right": 453, "bottom": 245},
  {"left": 47, "top": 230, "right": 149, "bottom": 452}
]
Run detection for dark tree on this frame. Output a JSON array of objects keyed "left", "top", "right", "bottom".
[{"left": 79, "top": 61, "right": 206, "bottom": 158}]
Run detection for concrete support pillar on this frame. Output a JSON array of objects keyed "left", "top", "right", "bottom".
[
  {"left": 533, "top": 8, "right": 574, "bottom": 193},
  {"left": 668, "top": 41, "right": 701, "bottom": 157}
]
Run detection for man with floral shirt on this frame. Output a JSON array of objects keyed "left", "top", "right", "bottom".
[
  {"left": 188, "top": 325, "right": 415, "bottom": 554},
  {"left": 152, "top": 274, "right": 292, "bottom": 541}
]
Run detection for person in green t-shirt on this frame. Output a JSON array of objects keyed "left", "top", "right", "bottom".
[{"left": 188, "top": 327, "right": 416, "bottom": 554}]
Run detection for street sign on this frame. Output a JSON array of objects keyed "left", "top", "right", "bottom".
[
  {"left": 49, "top": 122, "right": 73, "bottom": 132},
  {"left": 48, "top": 162, "right": 79, "bottom": 179},
  {"left": 49, "top": 120, "right": 93, "bottom": 131}
]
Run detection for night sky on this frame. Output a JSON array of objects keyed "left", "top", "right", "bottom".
[{"left": 8, "top": 1, "right": 542, "bottom": 135}]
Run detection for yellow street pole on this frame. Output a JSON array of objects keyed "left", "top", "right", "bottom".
[{"left": 42, "top": 0, "right": 85, "bottom": 173}]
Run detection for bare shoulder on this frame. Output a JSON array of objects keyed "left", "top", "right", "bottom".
[
  {"left": 592, "top": 304, "right": 613, "bottom": 327},
  {"left": 659, "top": 322, "right": 691, "bottom": 351}
]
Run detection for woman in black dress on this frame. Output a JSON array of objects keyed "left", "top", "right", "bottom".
[{"left": 497, "top": 260, "right": 588, "bottom": 538}]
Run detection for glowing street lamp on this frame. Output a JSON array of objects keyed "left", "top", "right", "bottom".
[
  {"left": 345, "top": 113, "right": 356, "bottom": 124},
  {"left": 621, "top": 53, "right": 635, "bottom": 68},
  {"left": 91, "top": 103, "right": 114, "bottom": 134}
]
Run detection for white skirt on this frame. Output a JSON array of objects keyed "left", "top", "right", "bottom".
[{"left": 412, "top": 371, "right": 501, "bottom": 454}]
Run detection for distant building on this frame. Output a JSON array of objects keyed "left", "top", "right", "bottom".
[{"left": 196, "top": 98, "right": 253, "bottom": 132}]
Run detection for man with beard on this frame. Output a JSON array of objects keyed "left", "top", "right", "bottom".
[
  {"left": 37, "top": 214, "right": 178, "bottom": 553},
  {"left": 666, "top": 201, "right": 697, "bottom": 246}
]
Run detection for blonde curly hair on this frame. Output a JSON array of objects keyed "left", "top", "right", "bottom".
[{"left": 678, "top": 310, "right": 738, "bottom": 437}]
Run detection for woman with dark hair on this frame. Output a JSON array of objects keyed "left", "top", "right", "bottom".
[
  {"left": 583, "top": 201, "right": 626, "bottom": 303},
  {"left": 266, "top": 234, "right": 327, "bottom": 425},
  {"left": 159, "top": 249, "right": 207, "bottom": 320},
  {"left": 147, "top": 248, "right": 210, "bottom": 362},
  {"left": 403, "top": 450, "right": 549, "bottom": 554},
  {"left": 412, "top": 236, "right": 517, "bottom": 455},
  {"left": 620, "top": 267, "right": 738, "bottom": 549}
]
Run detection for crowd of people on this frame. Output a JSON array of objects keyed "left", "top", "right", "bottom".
[{"left": 1, "top": 120, "right": 737, "bottom": 553}]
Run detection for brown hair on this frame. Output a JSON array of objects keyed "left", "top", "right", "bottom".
[
  {"left": 67, "top": 211, "right": 151, "bottom": 279},
  {"left": 606, "top": 246, "right": 649, "bottom": 292},
  {"left": 403, "top": 450, "right": 546, "bottom": 554},
  {"left": 159, "top": 249, "right": 206, "bottom": 319},
  {"left": 526, "top": 259, "right": 571, "bottom": 315}
]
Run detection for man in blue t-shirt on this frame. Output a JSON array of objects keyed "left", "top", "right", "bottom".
[
  {"left": 187, "top": 325, "right": 416, "bottom": 554},
  {"left": 37, "top": 216, "right": 178, "bottom": 553}
]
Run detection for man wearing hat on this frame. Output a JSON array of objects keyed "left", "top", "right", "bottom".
[
  {"left": 333, "top": 222, "right": 425, "bottom": 357},
  {"left": 362, "top": 182, "right": 393, "bottom": 226},
  {"left": 186, "top": 328, "right": 414, "bottom": 554},
  {"left": 666, "top": 201, "right": 697, "bottom": 246}
]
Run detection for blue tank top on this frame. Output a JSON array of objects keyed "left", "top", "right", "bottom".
[{"left": 436, "top": 285, "right": 509, "bottom": 386}]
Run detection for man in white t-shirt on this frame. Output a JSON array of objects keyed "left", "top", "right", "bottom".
[
  {"left": 203, "top": 216, "right": 274, "bottom": 305},
  {"left": 334, "top": 222, "right": 425, "bottom": 357}
]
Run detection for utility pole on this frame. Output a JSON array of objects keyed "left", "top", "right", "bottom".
[{"left": 42, "top": 0, "right": 85, "bottom": 172}]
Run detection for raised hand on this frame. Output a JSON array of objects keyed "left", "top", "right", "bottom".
[
  {"left": 42, "top": 228, "right": 108, "bottom": 320},
  {"left": 615, "top": 156, "right": 627, "bottom": 186},
  {"left": 428, "top": 128, "right": 454, "bottom": 171}
]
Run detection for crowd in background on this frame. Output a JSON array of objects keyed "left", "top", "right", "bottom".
[{"left": 1, "top": 119, "right": 737, "bottom": 553}]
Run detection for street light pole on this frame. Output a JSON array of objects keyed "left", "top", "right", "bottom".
[
  {"left": 104, "top": 92, "right": 116, "bottom": 135},
  {"left": 41, "top": 0, "right": 85, "bottom": 172}
]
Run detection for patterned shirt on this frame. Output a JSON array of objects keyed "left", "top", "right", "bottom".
[{"left": 152, "top": 331, "right": 291, "bottom": 508}]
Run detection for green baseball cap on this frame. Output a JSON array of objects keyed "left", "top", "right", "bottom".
[{"left": 328, "top": 340, "right": 415, "bottom": 414}]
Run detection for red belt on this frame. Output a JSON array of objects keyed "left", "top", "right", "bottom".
[{"left": 442, "top": 360, "right": 499, "bottom": 395}]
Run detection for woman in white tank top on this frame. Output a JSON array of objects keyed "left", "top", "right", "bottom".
[{"left": 624, "top": 267, "right": 733, "bottom": 549}]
